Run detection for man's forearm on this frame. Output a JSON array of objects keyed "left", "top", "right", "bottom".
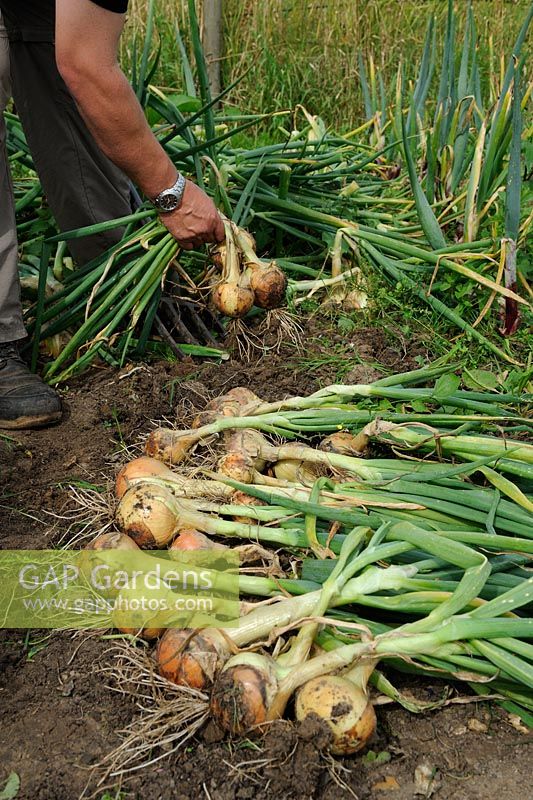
[
  {"left": 55, "top": 0, "right": 224, "bottom": 249},
  {"left": 59, "top": 61, "right": 177, "bottom": 199}
]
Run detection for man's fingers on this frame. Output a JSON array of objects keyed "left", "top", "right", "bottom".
[{"left": 163, "top": 208, "right": 225, "bottom": 248}]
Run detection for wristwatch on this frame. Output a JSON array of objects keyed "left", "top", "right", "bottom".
[{"left": 151, "top": 172, "right": 187, "bottom": 213}]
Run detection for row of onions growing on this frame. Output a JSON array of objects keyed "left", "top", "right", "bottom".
[
  {"left": 83, "top": 365, "right": 533, "bottom": 773},
  {"left": 9, "top": 0, "right": 532, "bottom": 382}
]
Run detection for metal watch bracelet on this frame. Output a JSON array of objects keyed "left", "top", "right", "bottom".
[{"left": 151, "top": 172, "right": 186, "bottom": 213}]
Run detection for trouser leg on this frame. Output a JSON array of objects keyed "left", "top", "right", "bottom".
[
  {"left": 9, "top": 39, "right": 132, "bottom": 265},
  {"left": 0, "top": 15, "right": 25, "bottom": 343}
]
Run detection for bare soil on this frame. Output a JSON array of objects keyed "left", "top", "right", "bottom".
[{"left": 0, "top": 317, "right": 531, "bottom": 799}]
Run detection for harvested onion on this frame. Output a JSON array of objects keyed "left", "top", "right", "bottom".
[
  {"left": 319, "top": 431, "right": 370, "bottom": 456},
  {"left": 295, "top": 675, "right": 376, "bottom": 754},
  {"left": 234, "top": 225, "right": 287, "bottom": 310},
  {"left": 247, "top": 261, "right": 288, "bottom": 310},
  {"left": 191, "top": 400, "right": 239, "bottom": 429},
  {"left": 272, "top": 458, "right": 321, "bottom": 483},
  {"left": 115, "top": 456, "right": 175, "bottom": 500},
  {"left": 156, "top": 628, "right": 232, "bottom": 690},
  {"left": 224, "top": 387, "right": 262, "bottom": 407},
  {"left": 224, "top": 429, "right": 267, "bottom": 469},
  {"left": 193, "top": 388, "right": 262, "bottom": 429},
  {"left": 115, "top": 623, "right": 164, "bottom": 640},
  {"left": 85, "top": 531, "right": 140, "bottom": 551},
  {"left": 116, "top": 483, "right": 178, "bottom": 547},
  {"left": 212, "top": 282, "right": 255, "bottom": 318},
  {"left": 211, "top": 219, "right": 255, "bottom": 318},
  {"left": 145, "top": 429, "right": 199, "bottom": 464},
  {"left": 210, "top": 652, "right": 279, "bottom": 735},
  {"left": 169, "top": 529, "right": 227, "bottom": 553},
  {"left": 218, "top": 428, "right": 269, "bottom": 483},
  {"left": 217, "top": 452, "right": 258, "bottom": 484}
]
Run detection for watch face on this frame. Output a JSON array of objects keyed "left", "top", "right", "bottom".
[{"left": 158, "top": 191, "right": 180, "bottom": 212}]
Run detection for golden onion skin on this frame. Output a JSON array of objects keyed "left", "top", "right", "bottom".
[
  {"left": 156, "top": 628, "right": 232, "bottom": 690},
  {"left": 191, "top": 394, "right": 243, "bottom": 429},
  {"left": 115, "top": 623, "right": 164, "bottom": 640},
  {"left": 224, "top": 429, "right": 267, "bottom": 471},
  {"left": 115, "top": 484, "right": 178, "bottom": 548},
  {"left": 210, "top": 653, "right": 279, "bottom": 735},
  {"left": 295, "top": 675, "right": 376, "bottom": 755},
  {"left": 319, "top": 431, "right": 369, "bottom": 456},
  {"left": 145, "top": 429, "right": 197, "bottom": 464},
  {"left": 115, "top": 456, "right": 173, "bottom": 499},
  {"left": 272, "top": 458, "right": 319, "bottom": 483},
  {"left": 249, "top": 263, "right": 287, "bottom": 309},
  {"left": 85, "top": 531, "right": 140, "bottom": 551},
  {"left": 217, "top": 452, "right": 257, "bottom": 484},
  {"left": 212, "top": 283, "right": 255, "bottom": 318},
  {"left": 169, "top": 529, "right": 227, "bottom": 553},
  {"left": 224, "top": 387, "right": 262, "bottom": 407}
]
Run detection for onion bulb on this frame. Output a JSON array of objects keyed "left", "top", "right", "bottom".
[
  {"left": 217, "top": 452, "right": 257, "bottom": 484},
  {"left": 319, "top": 431, "right": 370, "bottom": 456},
  {"left": 295, "top": 675, "right": 376, "bottom": 754},
  {"left": 211, "top": 219, "right": 255, "bottom": 318},
  {"left": 156, "top": 627, "right": 232, "bottom": 690},
  {"left": 218, "top": 427, "right": 268, "bottom": 483},
  {"left": 115, "top": 622, "right": 164, "bottom": 640},
  {"left": 210, "top": 652, "right": 279, "bottom": 735},
  {"left": 224, "top": 387, "right": 262, "bottom": 407},
  {"left": 113, "top": 586, "right": 165, "bottom": 640},
  {"left": 272, "top": 458, "right": 320, "bottom": 484},
  {"left": 212, "top": 282, "right": 255, "bottom": 318},
  {"left": 115, "top": 456, "right": 175, "bottom": 500},
  {"left": 248, "top": 261, "right": 288, "bottom": 310},
  {"left": 169, "top": 529, "right": 227, "bottom": 553},
  {"left": 191, "top": 394, "right": 242, "bottom": 429},
  {"left": 233, "top": 225, "right": 287, "bottom": 310},
  {"left": 116, "top": 483, "right": 178, "bottom": 548},
  {"left": 145, "top": 429, "right": 199, "bottom": 464},
  {"left": 85, "top": 531, "right": 140, "bottom": 551},
  {"left": 224, "top": 429, "right": 267, "bottom": 468}
]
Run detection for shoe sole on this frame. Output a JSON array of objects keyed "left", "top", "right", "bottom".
[{"left": 0, "top": 410, "right": 63, "bottom": 430}]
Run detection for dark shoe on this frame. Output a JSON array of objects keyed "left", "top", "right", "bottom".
[{"left": 0, "top": 341, "right": 62, "bottom": 429}]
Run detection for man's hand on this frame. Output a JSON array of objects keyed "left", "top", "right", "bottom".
[{"left": 160, "top": 181, "right": 224, "bottom": 250}]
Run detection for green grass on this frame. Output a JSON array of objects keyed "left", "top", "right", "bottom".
[
  {"left": 98, "top": 792, "right": 129, "bottom": 800},
  {"left": 124, "top": 0, "right": 531, "bottom": 131}
]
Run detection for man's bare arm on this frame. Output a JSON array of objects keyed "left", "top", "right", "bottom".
[{"left": 55, "top": 0, "right": 223, "bottom": 249}]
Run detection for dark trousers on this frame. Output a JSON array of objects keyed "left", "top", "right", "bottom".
[{"left": 0, "top": 7, "right": 131, "bottom": 342}]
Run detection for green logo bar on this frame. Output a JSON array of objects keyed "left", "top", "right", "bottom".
[{"left": 0, "top": 550, "right": 239, "bottom": 630}]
